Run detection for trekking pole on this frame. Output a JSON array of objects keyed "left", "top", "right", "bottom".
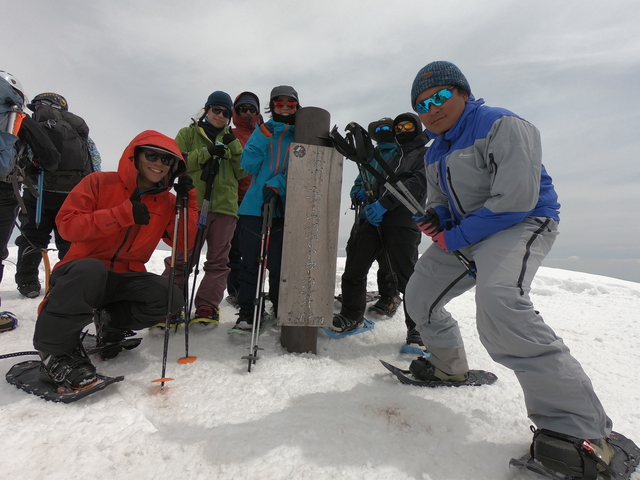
[
  {"left": 331, "top": 124, "right": 476, "bottom": 279},
  {"left": 242, "top": 196, "right": 276, "bottom": 372},
  {"left": 186, "top": 154, "right": 221, "bottom": 318},
  {"left": 351, "top": 195, "right": 360, "bottom": 235},
  {"left": 35, "top": 168, "right": 44, "bottom": 227},
  {"left": 178, "top": 188, "right": 196, "bottom": 365},
  {"left": 152, "top": 193, "right": 182, "bottom": 391},
  {"left": 347, "top": 122, "right": 425, "bottom": 214}
]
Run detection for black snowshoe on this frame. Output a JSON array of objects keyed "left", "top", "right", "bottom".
[
  {"left": 6, "top": 360, "right": 123, "bottom": 403},
  {"left": 380, "top": 359, "right": 497, "bottom": 387},
  {"left": 510, "top": 427, "right": 640, "bottom": 480}
]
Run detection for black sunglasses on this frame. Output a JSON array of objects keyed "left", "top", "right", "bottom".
[
  {"left": 143, "top": 149, "right": 176, "bottom": 167},
  {"left": 211, "top": 106, "right": 231, "bottom": 118},
  {"left": 236, "top": 105, "right": 257, "bottom": 115}
]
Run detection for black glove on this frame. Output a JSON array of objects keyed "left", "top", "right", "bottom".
[
  {"left": 28, "top": 161, "right": 41, "bottom": 176},
  {"left": 263, "top": 186, "right": 279, "bottom": 204},
  {"left": 207, "top": 143, "right": 226, "bottom": 159},
  {"left": 174, "top": 174, "right": 194, "bottom": 196},
  {"left": 222, "top": 132, "right": 236, "bottom": 145},
  {"left": 130, "top": 189, "right": 150, "bottom": 225},
  {"left": 414, "top": 208, "right": 441, "bottom": 237}
]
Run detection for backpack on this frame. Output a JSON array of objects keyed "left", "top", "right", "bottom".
[
  {"left": 33, "top": 105, "right": 91, "bottom": 192},
  {"left": 0, "top": 78, "right": 26, "bottom": 181}
]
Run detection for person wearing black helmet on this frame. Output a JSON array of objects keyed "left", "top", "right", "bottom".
[
  {"left": 332, "top": 112, "right": 429, "bottom": 353},
  {"left": 14, "top": 92, "right": 102, "bottom": 299},
  {"left": 232, "top": 85, "right": 299, "bottom": 332},
  {"left": 0, "top": 72, "right": 60, "bottom": 316}
]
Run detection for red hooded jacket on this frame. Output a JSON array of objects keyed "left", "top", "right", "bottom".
[
  {"left": 231, "top": 92, "right": 262, "bottom": 201},
  {"left": 55, "top": 130, "right": 198, "bottom": 273}
]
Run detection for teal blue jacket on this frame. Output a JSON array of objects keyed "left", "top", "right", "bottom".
[{"left": 238, "top": 119, "right": 294, "bottom": 218}]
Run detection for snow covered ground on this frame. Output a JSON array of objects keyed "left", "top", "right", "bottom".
[{"left": 1, "top": 247, "right": 639, "bottom": 480}]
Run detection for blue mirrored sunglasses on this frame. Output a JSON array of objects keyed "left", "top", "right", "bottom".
[
  {"left": 413, "top": 88, "right": 453, "bottom": 114},
  {"left": 375, "top": 125, "right": 392, "bottom": 133}
]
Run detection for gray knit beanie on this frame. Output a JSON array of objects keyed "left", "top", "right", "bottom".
[
  {"left": 270, "top": 85, "right": 299, "bottom": 102},
  {"left": 234, "top": 91, "right": 260, "bottom": 111},
  {"left": 410, "top": 61, "right": 471, "bottom": 106}
]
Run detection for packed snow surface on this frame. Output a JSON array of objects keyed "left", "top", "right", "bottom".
[{"left": 1, "top": 248, "right": 639, "bottom": 479}]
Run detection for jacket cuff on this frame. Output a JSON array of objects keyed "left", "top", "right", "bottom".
[{"left": 113, "top": 199, "right": 135, "bottom": 227}]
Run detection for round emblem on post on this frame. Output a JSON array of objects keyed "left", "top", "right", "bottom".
[{"left": 292, "top": 145, "right": 306, "bottom": 158}]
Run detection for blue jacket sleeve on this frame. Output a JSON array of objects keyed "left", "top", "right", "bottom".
[{"left": 240, "top": 125, "right": 272, "bottom": 176}]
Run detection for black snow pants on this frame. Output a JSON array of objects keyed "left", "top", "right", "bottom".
[{"left": 33, "top": 258, "right": 184, "bottom": 355}]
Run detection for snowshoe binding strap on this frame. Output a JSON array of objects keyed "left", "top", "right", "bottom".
[{"left": 530, "top": 427, "right": 610, "bottom": 480}]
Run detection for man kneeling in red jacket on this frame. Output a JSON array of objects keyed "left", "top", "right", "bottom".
[{"left": 33, "top": 130, "right": 198, "bottom": 391}]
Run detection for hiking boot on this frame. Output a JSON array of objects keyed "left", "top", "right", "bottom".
[
  {"left": 406, "top": 329, "right": 426, "bottom": 350},
  {"left": 368, "top": 295, "right": 402, "bottom": 317},
  {"left": 234, "top": 308, "right": 255, "bottom": 331},
  {"left": 40, "top": 347, "right": 97, "bottom": 390},
  {"left": 0, "top": 311, "right": 18, "bottom": 333},
  {"left": 409, "top": 356, "right": 468, "bottom": 382},
  {"left": 532, "top": 428, "right": 614, "bottom": 477},
  {"left": 225, "top": 295, "right": 239, "bottom": 309},
  {"left": 94, "top": 308, "right": 131, "bottom": 360},
  {"left": 331, "top": 313, "right": 364, "bottom": 333},
  {"left": 18, "top": 281, "right": 41, "bottom": 299},
  {"left": 190, "top": 305, "right": 220, "bottom": 326}
]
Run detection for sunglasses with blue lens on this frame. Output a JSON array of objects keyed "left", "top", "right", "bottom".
[
  {"left": 413, "top": 88, "right": 453, "bottom": 114},
  {"left": 375, "top": 125, "right": 392, "bottom": 133}
]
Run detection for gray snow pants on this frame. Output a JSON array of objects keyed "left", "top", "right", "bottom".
[{"left": 405, "top": 217, "right": 612, "bottom": 439}]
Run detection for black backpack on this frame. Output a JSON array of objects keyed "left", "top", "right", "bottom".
[{"left": 33, "top": 105, "right": 92, "bottom": 192}]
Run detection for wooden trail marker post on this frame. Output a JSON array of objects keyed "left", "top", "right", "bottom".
[{"left": 278, "top": 107, "right": 343, "bottom": 354}]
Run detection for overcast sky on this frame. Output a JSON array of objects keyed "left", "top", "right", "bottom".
[{"left": 5, "top": 1, "right": 640, "bottom": 282}]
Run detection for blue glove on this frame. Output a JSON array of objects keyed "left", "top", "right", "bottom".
[
  {"left": 355, "top": 189, "right": 367, "bottom": 202},
  {"left": 365, "top": 201, "right": 387, "bottom": 226}
]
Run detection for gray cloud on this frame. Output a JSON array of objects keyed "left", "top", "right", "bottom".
[{"left": 5, "top": 0, "right": 640, "bottom": 282}]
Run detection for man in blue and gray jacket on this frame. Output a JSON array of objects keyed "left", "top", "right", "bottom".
[{"left": 406, "top": 61, "right": 624, "bottom": 478}]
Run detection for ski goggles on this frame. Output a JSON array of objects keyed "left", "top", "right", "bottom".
[
  {"left": 413, "top": 87, "right": 453, "bottom": 114},
  {"left": 30, "top": 99, "right": 63, "bottom": 110},
  {"left": 143, "top": 149, "right": 177, "bottom": 167},
  {"left": 375, "top": 125, "right": 392, "bottom": 133},
  {"left": 394, "top": 122, "right": 415, "bottom": 133},
  {"left": 210, "top": 106, "right": 231, "bottom": 118},
  {"left": 273, "top": 100, "right": 298, "bottom": 109},
  {"left": 236, "top": 104, "right": 257, "bottom": 115}
]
